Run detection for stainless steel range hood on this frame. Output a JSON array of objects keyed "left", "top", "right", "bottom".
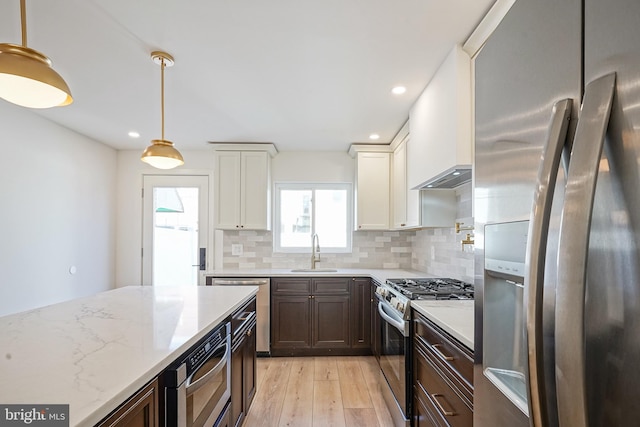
[{"left": 413, "top": 166, "right": 472, "bottom": 189}]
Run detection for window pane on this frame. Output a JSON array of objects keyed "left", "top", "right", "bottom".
[
  {"left": 153, "top": 187, "right": 199, "bottom": 286},
  {"left": 280, "top": 189, "right": 312, "bottom": 247},
  {"left": 315, "top": 189, "right": 347, "bottom": 248}
]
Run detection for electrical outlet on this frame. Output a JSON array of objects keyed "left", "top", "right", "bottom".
[{"left": 231, "top": 244, "right": 243, "bottom": 256}]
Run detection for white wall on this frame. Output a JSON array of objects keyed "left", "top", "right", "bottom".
[
  {"left": 115, "top": 149, "right": 215, "bottom": 287},
  {"left": 272, "top": 151, "right": 353, "bottom": 183},
  {"left": 0, "top": 102, "right": 117, "bottom": 316}
]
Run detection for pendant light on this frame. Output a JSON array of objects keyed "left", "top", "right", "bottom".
[
  {"left": 141, "top": 51, "right": 184, "bottom": 170},
  {"left": 0, "top": 0, "right": 73, "bottom": 108}
]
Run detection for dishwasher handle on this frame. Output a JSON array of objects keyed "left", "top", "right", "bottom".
[{"left": 211, "top": 278, "right": 269, "bottom": 286}]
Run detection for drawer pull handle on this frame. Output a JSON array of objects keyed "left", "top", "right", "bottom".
[
  {"left": 432, "top": 344, "right": 454, "bottom": 361},
  {"left": 431, "top": 393, "right": 456, "bottom": 417}
]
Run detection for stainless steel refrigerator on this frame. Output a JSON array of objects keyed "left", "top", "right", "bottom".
[{"left": 474, "top": 0, "right": 640, "bottom": 426}]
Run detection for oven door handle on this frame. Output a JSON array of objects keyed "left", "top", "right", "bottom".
[
  {"left": 185, "top": 341, "right": 230, "bottom": 395},
  {"left": 378, "top": 301, "right": 406, "bottom": 334}
]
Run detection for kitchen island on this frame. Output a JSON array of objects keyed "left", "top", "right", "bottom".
[{"left": 0, "top": 285, "right": 257, "bottom": 427}]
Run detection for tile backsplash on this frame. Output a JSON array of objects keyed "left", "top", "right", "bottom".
[
  {"left": 411, "top": 183, "right": 474, "bottom": 283},
  {"left": 219, "top": 183, "right": 474, "bottom": 283},
  {"left": 221, "top": 230, "right": 414, "bottom": 270}
]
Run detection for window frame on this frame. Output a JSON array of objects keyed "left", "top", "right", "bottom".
[{"left": 273, "top": 182, "right": 353, "bottom": 253}]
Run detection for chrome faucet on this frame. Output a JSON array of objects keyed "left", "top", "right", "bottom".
[{"left": 311, "top": 233, "right": 320, "bottom": 269}]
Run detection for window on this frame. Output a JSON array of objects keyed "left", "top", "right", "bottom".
[{"left": 274, "top": 183, "right": 352, "bottom": 253}]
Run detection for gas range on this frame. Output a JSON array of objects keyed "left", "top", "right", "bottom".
[
  {"left": 386, "top": 277, "right": 474, "bottom": 300},
  {"left": 375, "top": 277, "right": 474, "bottom": 320}
]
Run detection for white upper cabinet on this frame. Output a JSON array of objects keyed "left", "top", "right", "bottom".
[
  {"left": 391, "top": 122, "right": 420, "bottom": 229},
  {"left": 353, "top": 150, "right": 391, "bottom": 230},
  {"left": 408, "top": 44, "right": 472, "bottom": 189},
  {"left": 214, "top": 146, "right": 275, "bottom": 230}
]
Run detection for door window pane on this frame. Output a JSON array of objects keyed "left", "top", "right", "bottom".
[{"left": 153, "top": 187, "right": 199, "bottom": 286}]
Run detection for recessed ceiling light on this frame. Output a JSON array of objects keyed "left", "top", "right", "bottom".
[
  {"left": 452, "top": 171, "right": 461, "bottom": 176},
  {"left": 369, "top": 133, "right": 380, "bottom": 140},
  {"left": 391, "top": 86, "right": 407, "bottom": 95},
  {"left": 128, "top": 131, "right": 140, "bottom": 138}
]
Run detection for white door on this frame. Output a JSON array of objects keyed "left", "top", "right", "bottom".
[{"left": 142, "top": 175, "right": 209, "bottom": 286}]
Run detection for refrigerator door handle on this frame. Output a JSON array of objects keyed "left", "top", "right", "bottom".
[
  {"left": 524, "top": 98, "right": 572, "bottom": 427},
  {"left": 556, "top": 73, "right": 616, "bottom": 427}
]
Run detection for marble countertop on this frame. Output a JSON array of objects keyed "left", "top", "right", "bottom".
[
  {"left": 411, "top": 300, "right": 474, "bottom": 351},
  {"left": 0, "top": 285, "right": 257, "bottom": 427},
  {"left": 204, "top": 268, "right": 430, "bottom": 284}
]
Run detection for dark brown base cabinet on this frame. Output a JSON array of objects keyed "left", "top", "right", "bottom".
[
  {"left": 351, "top": 277, "right": 372, "bottom": 349},
  {"left": 413, "top": 309, "right": 473, "bottom": 427},
  {"left": 271, "top": 277, "right": 372, "bottom": 356},
  {"left": 97, "top": 378, "right": 159, "bottom": 427},
  {"left": 231, "top": 298, "right": 257, "bottom": 427}
]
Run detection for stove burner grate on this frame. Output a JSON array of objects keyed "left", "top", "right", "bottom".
[{"left": 385, "top": 277, "right": 474, "bottom": 300}]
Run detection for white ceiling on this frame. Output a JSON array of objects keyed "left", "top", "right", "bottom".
[{"left": 0, "top": 0, "right": 494, "bottom": 152}]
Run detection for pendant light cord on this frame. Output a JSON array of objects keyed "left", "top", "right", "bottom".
[
  {"left": 20, "top": 0, "right": 27, "bottom": 47},
  {"left": 160, "top": 57, "right": 165, "bottom": 141}
]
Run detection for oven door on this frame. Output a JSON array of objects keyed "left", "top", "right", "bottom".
[
  {"left": 165, "top": 332, "right": 231, "bottom": 427},
  {"left": 377, "top": 297, "right": 409, "bottom": 420},
  {"left": 184, "top": 333, "right": 231, "bottom": 427}
]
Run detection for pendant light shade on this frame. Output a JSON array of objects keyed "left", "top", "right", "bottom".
[
  {"left": 141, "top": 51, "right": 184, "bottom": 170},
  {"left": 0, "top": 1, "right": 72, "bottom": 108},
  {"left": 141, "top": 139, "right": 184, "bottom": 169}
]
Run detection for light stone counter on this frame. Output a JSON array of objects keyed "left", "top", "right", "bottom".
[
  {"left": 204, "top": 268, "right": 429, "bottom": 284},
  {"left": 411, "top": 300, "right": 474, "bottom": 351},
  {"left": 0, "top": 285, "right": 257, "bottom": 427}
]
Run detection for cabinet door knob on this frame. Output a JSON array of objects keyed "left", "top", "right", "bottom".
[{"left": 247, "top": 330, "right": 252, "bottom": 337}]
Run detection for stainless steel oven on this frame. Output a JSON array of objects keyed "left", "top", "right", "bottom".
[
  {"left": 374, "top": 277, "right": 475, "bottom": 427},
  {"left": 374, "top": 285, "right": 411, "bottom": 427},
  {"left": 165, "top": 322, "right": 231, "bottom": 427}
]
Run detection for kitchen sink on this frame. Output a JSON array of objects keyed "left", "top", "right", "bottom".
[{"left": 290, "top": 268, "right": 338, "bottom": 273}]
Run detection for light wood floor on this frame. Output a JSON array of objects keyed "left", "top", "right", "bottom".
[{"left": 244, "top": 356, "right": 395, "bottom": 427}]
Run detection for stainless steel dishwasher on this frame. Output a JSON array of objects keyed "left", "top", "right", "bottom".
[{"left": 207, "top": 277, "right": 270, "bottom": 355}]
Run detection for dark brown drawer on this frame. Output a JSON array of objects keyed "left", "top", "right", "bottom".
[
  {"left": 271, "top": 278, "right": 312, "bottom": 294},
  {"left": 232, "top": 297, "right": 256, "bottom": 338},
  {"left": 414, "top": 311, "right": 473, "bottom": 388},
  {"left": 414, "top": 342, "right": 473, "bottom": 427},
  {"left": 414, "top": 385, "right": 445, "bottom": 427},
  {"left": 312, "top": 278, "right": 350, "bottom": 294}
]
